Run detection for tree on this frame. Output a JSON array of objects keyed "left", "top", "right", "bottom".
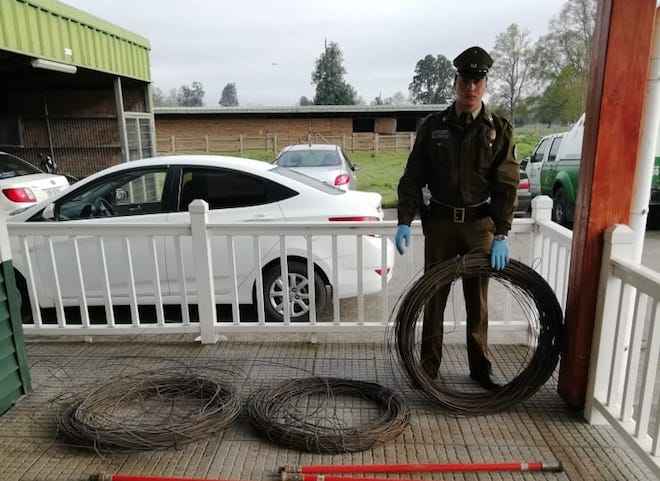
[
  {"left": 490, "top": 24, "right": 533, "bottom": 125},
  {"left": 536, "top": 65, "right": 585, "bottom": 125},
  {"left": 371, "top": 91, "right": 408, "bottom": 106},
  {"left": 177, "top": 81, "right": 205, "bottom": 107},
  {"left": 219, "top": 82, "right": 239, "bottom": 106},
  {"left": 388, "top": 91, "right": 408, "bottom": 105},
  {"left": 311, "top": 41, "right": 358, "bottom": 105},
  {"left": 408, "top": 54, "right": 454, "bottom": 104},
  {"left": 299, "top": 96, "right": 314, "bottom": 106},
  {"left": 530, "top": 0, "right": 596, "bottom": 119},
  {"left": 152, "top": 86, "right": 178, "bottom": 107}
]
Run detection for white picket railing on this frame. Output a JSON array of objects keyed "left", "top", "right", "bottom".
[
  {"left": 530, "top": 195, "right": 573, "bottom": 312},
  {"left": 4, "top": 196, "right": 571, "bottom": 342},
  {"left": 586, "top": 224, "right": 660, "bottom": 477}
]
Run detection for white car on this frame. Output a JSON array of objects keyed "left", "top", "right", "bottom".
[
  {"left": 0, "top": 151, "right": 69, "bottom": 213},
  {"left": 9, "top": 156, "right": 394, "bottom": 322},
  {"left": 274, "top": 144, "right": 358, "bottom": 191}
]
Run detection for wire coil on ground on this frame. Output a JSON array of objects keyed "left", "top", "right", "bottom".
[
  {"left": 57, "top": 372, "right": 241, "bottom": 452},
  {"left": 246, "top": 377, "right": 410, "bottom": 453},
  {"left": 392, "top": 252, "right": 563, "bottom": 416}
]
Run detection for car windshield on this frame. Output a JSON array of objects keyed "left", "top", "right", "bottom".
[
  {"left": 271, "top": 166, "right": 343, "bottom": 195},
  {"left": 277, "top": 149, "right": 341, "bottom": 167},
  {"left": 0, "top": 153, "right": 42, "bottom": 179}
]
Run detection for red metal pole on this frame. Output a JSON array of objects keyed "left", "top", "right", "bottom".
[
  {"left": 279, "top": 461, "right": 562, "bottom": 476},
  {"left": 91, "top": 475, "right": 238, "bottom": 481}
]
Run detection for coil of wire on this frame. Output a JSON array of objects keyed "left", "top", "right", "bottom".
[
  {"left": 246, "top": 376, "right": 410, "bottom": 453},
  {"left": 392, "top": 252, "right": 563, "bottom": 415},
  {"left": 57, "top": 373, "right": 241, "bottom": 452}
]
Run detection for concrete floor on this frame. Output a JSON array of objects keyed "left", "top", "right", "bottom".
[{"left": 0, "top": 336, "right": 657, "bottom": 481}]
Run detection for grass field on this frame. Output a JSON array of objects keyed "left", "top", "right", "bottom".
[{"left": 214, "top": 125, "right": 565, "bottom": 209}]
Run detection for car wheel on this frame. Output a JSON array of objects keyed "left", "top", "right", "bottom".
[
  {"left": 552, "top": 187, "right": 571, "bottom": 227},
  {"left": 262, "top": 261, "right": 328, "bottom": 322}
]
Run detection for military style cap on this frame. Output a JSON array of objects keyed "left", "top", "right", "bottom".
[{"left": 453, "top": 46, "right": 493, "bottom": 80}]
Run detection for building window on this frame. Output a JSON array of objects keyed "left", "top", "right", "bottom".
[
  {"left": 396, "top": 117, "right": 419, "bottom": 132},
  {"left": 352, "top": 118, "right": 375, "bottom": 133}
]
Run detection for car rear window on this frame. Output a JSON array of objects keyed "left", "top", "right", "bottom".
[
  {"left": 277, "top": 149, "right": 341, "bottom": 167},
  {"left": 0, "top": 153, "right": 41, "bottom": 179},
  {"left": 271, "top": 166, "right": 344, "bottom": 195}
]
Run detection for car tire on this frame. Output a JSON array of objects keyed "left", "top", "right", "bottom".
[
  {"left": 261, "top": 260, "right": 328, "bottom": 322},
  {"left": 552, "top": 187, "right": 572, "bottom": 227}
]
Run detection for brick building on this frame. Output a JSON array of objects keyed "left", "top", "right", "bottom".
[
  {"left": 0, "top": 0, "right": 154, "bottom": 178},
  {"left": 154, "top": 105, "right": 447, "bottom": 154}
]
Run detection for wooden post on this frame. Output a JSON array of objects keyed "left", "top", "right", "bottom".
[
  {"left": 273, "top": 134, "right": 278, "bottom": 155},
  {"left": 239, "top": 134, "right": 244, "bottom": 154},
  {"left": 374, "top": 133, "right": 379, "bottom": 153},
  {"left": 352, "top": 133, "right": 356, "bottom": 152},
  {"left": 205, "top": 135, "right": 209, "bottom": 153},
  {"left": 559, "top": 0, "right": 657, "bottom": 408},
  {"left": 170, "top": 136, "right": 176, "bottom": 153}
]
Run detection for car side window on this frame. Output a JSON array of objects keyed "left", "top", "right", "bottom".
[
  {"left": 531, "top": 138, "right": 550, "bottom": 163},
  {"left": 56, "top": 168, "right": 168, "bottom": 221},
  {"left": 178, "top": 167, "right": 296, "bottom": 211},
  {"left": 548, "top": 137, "right": 562, "bottom": 162}
]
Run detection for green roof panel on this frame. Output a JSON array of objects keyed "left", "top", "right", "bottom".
[{"left": 0, "top": 0, "right": 150, "bottom": 81}]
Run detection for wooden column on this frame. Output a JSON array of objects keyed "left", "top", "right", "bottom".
[{"left": 559, "top": 0, "right": 657, "bottom": 408}]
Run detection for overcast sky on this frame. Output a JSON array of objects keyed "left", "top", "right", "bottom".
[{"left": 64, "top": 0, "right": 567, "bottom": 106}]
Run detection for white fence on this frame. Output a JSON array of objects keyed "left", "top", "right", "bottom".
[
  {"left": 586, "top": 224, "right": 660, "bottom": 476},
  {"left": 5, "top": 196, "right": 573, "bottom": 343}
]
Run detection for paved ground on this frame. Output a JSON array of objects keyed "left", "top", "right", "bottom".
[{"left": 0, "top": 336, "right": 657, "bottom": 481}]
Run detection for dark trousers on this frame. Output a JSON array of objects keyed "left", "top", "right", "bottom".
[{"left": 421, "top": 216, "right": 494, "bottom": 378}]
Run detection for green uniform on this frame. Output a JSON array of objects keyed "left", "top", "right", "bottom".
[{"left": 397, "top": 102, "right": 519, "bottom": 378}]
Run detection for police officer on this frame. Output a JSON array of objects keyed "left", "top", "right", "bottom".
[{"left": 395, "top": 46, "right": 519, "bottom": 389}]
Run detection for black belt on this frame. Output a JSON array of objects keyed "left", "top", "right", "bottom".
[{"left": 429, "top": 200, "right": 490, "bottom": 223}]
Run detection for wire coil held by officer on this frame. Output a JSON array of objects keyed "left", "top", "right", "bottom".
[{"left": 394, "top": 46, "right": 520, "bottom": 390}]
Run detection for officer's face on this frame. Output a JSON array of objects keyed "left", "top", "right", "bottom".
[{"left": 455, "top": 75, "right": 487, "bottom": 111}]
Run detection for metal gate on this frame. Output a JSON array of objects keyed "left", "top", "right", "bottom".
[{"left": 125, "top": 113, "right": 155, "bottom": 160}]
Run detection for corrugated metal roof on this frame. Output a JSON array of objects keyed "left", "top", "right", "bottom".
[
  {"left": 154, "top": 104, "right": 450, "bottom": 116},
  {"left": 0, "top": 0, "right": 151, "bottom": 81}
]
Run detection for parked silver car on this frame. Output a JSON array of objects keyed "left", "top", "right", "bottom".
[{"left": 274, "top": 144, "right": 358, "bottom": 191}]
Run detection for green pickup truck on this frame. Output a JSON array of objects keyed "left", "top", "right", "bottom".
[{"left": 526, "top": 115, "right": 660, "bottom": 228}]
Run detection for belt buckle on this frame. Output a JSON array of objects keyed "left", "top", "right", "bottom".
[{"left": 453, "top": 207, "right": 465, "bottom": 223}]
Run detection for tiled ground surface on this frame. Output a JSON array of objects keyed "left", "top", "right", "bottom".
[{"left": 0, "top": 336, "right": 657, "bottom": 481}]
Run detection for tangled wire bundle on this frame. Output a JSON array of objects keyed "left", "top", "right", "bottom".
[
  {"left": 246, "top": 377, "right": 410, "bottom": 453},
  {"left": 393, "top": 252, "right": 563, "bottom": 416},
  {"left": 57, "top": 373, "right": 241, "bottom": 452}
]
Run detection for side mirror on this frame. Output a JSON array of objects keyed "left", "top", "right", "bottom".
[
  {"left": 520, "top": 158, "right": 528, "bottom": 170},
  {"left": 352, "top": 164, "right": 360, "bottom": 172},
  {"left": 42, "top": 203, "right": 56, "bottom": 221}
]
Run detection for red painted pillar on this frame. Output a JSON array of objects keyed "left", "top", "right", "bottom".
[{"left": 558, "top": 0, "right": 657, "bottom": 408}]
